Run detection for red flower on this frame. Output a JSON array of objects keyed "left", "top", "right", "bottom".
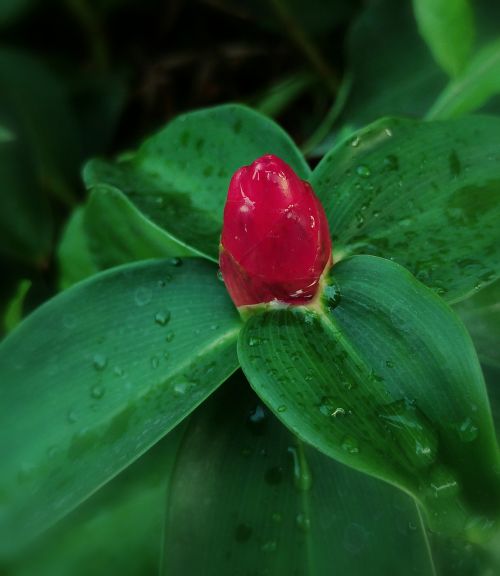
[{"left": 220, "top": 154, "right": 332, "bottom": 307}]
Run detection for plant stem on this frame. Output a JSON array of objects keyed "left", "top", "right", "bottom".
[
  {"left": 64, "top": 0, "right": 109, "bottom": 71},
  {"left": 301, "top": 73, "right": 352, "bottom": 156},
  {"left": 269, "top": 0, "right": 338, "bottom": 95}
]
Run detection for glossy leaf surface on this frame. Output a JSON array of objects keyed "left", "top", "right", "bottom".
[
  {"left": 84, "top": 104, "right": 310, "bottom": 260},
  {"left": 83, "top": 184, "right": 202, "bottom": 268},
  {"left": 311, "top": 116, "right": 500, "bottom": 303},
  {"left": 162, "top": 375, "right": 434, "bottom": 576},
  {"left": 0, "top": 259, "right": 241, "bottom": 554},
  {"left": 239, "top": 256, "right": 500, "bottom": 537}
]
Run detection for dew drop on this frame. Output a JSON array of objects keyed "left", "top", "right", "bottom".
[
  {"left": 134, "top": 286, "right": 152, "bottom": 306},
  {"left": 383, "top": 154, "right": 399, "bottom": 172},
  {"left": 91, "top": 384, "right": 105, "bottom": 399},
  {"left": 288, "top": 445, "right": 312, "bottom": 491},
  {"left": 113, "top": 366, "right": 124, "bottom": 377},
  {"left": 385, "top": 360, "right": 395, "bottom": 368},
  {"left": 261, "top": 540, "right": 277, "bottom": 553},
  {"left": 322, "top": 282, "right": 341, "bottom": 311},
  {"left": 341, "top": 435, "right": 360, "bottom": 454},
  {"left": 277, "top": 405, "right": 287, "bottom": 413},
  {"left": 173, "top": 382, "right": 188, "bottom": 396},
  {"left": 296, "top": 513, "right": 311, "bottom": 533},
  {"left": 332, "top": 407, "right": 346, "bottom": 417},
  {"left": 151, "top": 356, "right": 160, "bottom": 369},
  {"left": 165, "top": 331, "right": 175, "bottom": 343},
  {"left": 350, "top": 136, "right": 361, "bottom": 147},
  {"left": 248, "top": 336, "right": 261, "bottom": 347},
  {"left": 67, "top": 409, "right": 78, "bottom": 424},
  {"left": 217, "top": 269, "right": 224, "bottom": 282},
  {"left": 169, "top": 257, "right": 182, "bottom": 267},
  {"left": 356, "top": 164, "right": 371, "bottom": 178},
  {"left": 457, "top": 417, "right": 478, "bottom": 442},
  {"left": 92, "top": 354, "right": 108, "bottom": 371},
  {"left": 154, "top": 310, "right": 171, "bottom": 326}
]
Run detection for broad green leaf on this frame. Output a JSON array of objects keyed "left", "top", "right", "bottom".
[
  {"left": 57, "top": 208, "right": 98, "bottom": 290},
  {"left": 5, "top": 424, "right": 186, "bottom": 576},
  {"left": 413, "top": 0, "right": 475, "bottom": 77},
  {"left": 0, "top": 49, "right": 80, "bottom": 204},
  {"left": 162, "top": 374, "right": 435, "bottom": 576},
  {"left": 0, "top": 259, "right": 241, "bottom": 555},
  {"left": 83, "top": 185, "right": 203, "bottom": 269},
  {"left": 427, "top": 39, "right": 500, "bottom": 119},
  {"left": 0, "top": 135, "right": 52, "bottom": 264},
  {"left": 238, "top": 256, "right": 500, "bottom": 538},
  {"left": 455, "top": 280, "right": 500, "bottom": 369},
  {"left": 83, "top": 104, "right": 310, "bottom": 260},
  {"left": 311, "top": 115, "right": 500, "bottom": 303}
]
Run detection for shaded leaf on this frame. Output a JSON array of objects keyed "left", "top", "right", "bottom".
[
  {"left": 238, "top": 256, "right": 500, "bottom": 537},
  {"left": 311, "top": 115, "right": 500, "bottom": 303},
  {"left": 413, "top": 0, "right": 475, "bottom": 77},
  {"left": 163, "top": 374, "right": 434, "bottom": 576},
  {"left": 0, "top": 135, "right": 52, "bottom": 264},
  {"left": 84, "top": 104, "right": 310, "bottom": 260},
  {"left": 0, "top": 259, "right": 240, "bottom": 555},
  {"left": 427, "top": 39, "right": 500, "bottom": 119},
  {"left": 339, "top": 0, "right": 445, "bottom": 130},
  {"left": 0, "top": 49, "right": 80, "bottom": 204},
  {"left": 57, "top": 208, "right": 98, "bottom": 290},
  {"left": 5, "top": 424, "right": 186, "bottom": 576},
  {"left": 455, "top": 280, "right": 500, "bottom": 369}
]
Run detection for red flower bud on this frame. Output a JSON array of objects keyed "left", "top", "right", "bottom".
[{"left": 220, "top": 154, "right": 332, "bottom": 307}]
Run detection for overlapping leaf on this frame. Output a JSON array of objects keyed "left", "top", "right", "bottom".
[
  {"left": 311, "top": 115, "right": 500, "bottom": 303},
  {"left": 0, "top": 259, "right": 240, "bottom": 555},
  {"left": 162, "top": 375, "right": 434, "bottom": 576},
  {"left": 84, "top": 104, "right": 310, "bottom": 260},
  {"left": 239, "top": 256, "right": 500, "bottom": 537}
]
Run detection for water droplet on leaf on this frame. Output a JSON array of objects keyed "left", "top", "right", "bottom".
[
  {"left": 134, "top": 286, "right": 152, "bottom": 306},
  {"left": 155, "top": 310, "right": 171, "bottom": 326},
  {"left": 356, "top": 164, "right": 371, "bottom": 178}
]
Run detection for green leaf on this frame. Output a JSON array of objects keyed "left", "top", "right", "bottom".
[
  {"left": 311, "top": 115, "right": 500, "bottom": 303},
  {"left": 6, "top": 424, "right": 186, "bottom": 576},
  {"left": 413, "top": 0, "right": 475, "bottom": 77},
  {"left": 339, "top": 0, "right": 446, "bottom": 130},
  {"left": 162, "top": 374, "right": 435, "bottom": 576},
  {"left": 3, "top": 279, "right": 31, "bottom": 334},
  {"left": 455, "top": 280, "right": 500, "bottom": 369},
  {"left": 0, "top": 259, "right": 241, "bottom": 555},
  {"left": 0, "top": 135, "right": 52, "bottom": 264},
  {"left": 427, "top": 39, "right": 500, "bottom": 119},
  {"left": 83, "top": 104, "right": 310, "bottom": 260},
  {"left": 83, "top": 184, "right": 203, "bottom": 269},
  {"left": 0, "top": 0, "right": 35, "bottom": 28},
  {"left": 57, "top": 208, "right": 98, "bottom": 290},
  {"left": 0, "top": 49, "right": 80, "bottom": 205},
  {"left": 238, "top": 255, "right": 500, "bottom": 538}
]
